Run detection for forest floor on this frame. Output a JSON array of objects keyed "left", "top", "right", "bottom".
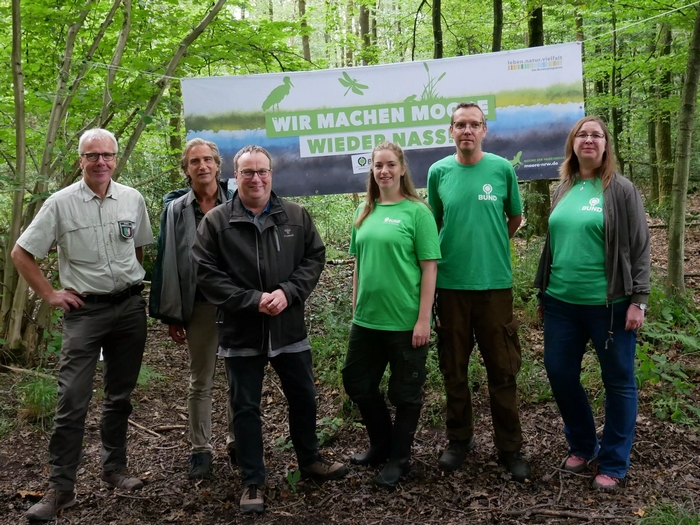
[{"left": 0, "top": 198, "right": 699, "bottom": 524}]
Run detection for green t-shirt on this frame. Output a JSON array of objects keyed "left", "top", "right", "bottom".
[
  {"left": 350, "top": 199, "right": 441, "bottom": 331},
  {"left": 546, "top": 178, "right": 608, "bottom": 304},
  {"left": 427, "top": 153, "right": 523, "bottom": 290}
]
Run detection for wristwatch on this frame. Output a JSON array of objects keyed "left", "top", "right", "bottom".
[{"left": 631, "top": 302, "right": 647, "bottom": 312}]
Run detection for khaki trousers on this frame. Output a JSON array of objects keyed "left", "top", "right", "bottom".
[{"left": 185, "top": 301, "right": 234, "bottom": 453}]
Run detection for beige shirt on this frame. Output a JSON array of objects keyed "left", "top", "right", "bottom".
[{"left": 17, "top": 179, "right": 153, "bottom": 294}]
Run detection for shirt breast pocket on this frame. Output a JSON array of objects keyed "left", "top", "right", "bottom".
[
  {"left": 59, "top": 219, "right": 99, "bottom": 264},
  {"left": 114, "top": 217, "right": 137, "bottom": 261}
]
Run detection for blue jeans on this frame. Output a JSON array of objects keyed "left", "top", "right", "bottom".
[
  {"left": 224, "top": 350, "right": 319, "bottom": 487},
  {"left": 543, "top": 294, "right": 638, "bottom": 479}
]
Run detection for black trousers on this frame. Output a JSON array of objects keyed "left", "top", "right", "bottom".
[
  {"left": 225, "top": 350, "right": 319, "bottom": 487},
  {"left": 343, "top": 324, "right": 428, "bottom": 410}
]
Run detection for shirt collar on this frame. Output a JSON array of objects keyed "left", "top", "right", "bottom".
[
  {"left": 79, "top": 178, "right": 117, "bottom": 201},
  {"left": 242, "top": 198, "right": 271, "bottom": 218}
]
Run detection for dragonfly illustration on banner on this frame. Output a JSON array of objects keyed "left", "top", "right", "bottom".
[{"left": 338, "top": 71, "right": 369, "bottom": 96}]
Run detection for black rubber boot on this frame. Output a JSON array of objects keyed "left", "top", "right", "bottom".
[
  {"left": 351, "top": 401, "right": 392, "bottom": 466},
  {"left": 373, "top": 405, "right": 421, "bottom": 489}
]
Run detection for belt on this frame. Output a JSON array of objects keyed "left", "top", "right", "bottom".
[{"left": 83, "top": 283, "right": 145, "bottom": 304}]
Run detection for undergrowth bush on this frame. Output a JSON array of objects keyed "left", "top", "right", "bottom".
[{"left": 639, "top": 499, "right": 698, "bottom": 525}]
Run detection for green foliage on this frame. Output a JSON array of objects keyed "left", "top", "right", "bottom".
[
  {"left": 635, "top": 278, "right": 700, "bottom": 425},
  {"left": 42, "top": 311, "right": 63, "bottom": 360},
  {"left": 137, "top": 365, "right": 166, "bottom": 387},
  {"left": 636, "top": 343, "right": 692, "bottom": 394},
  {"left": 316, "top": 416, "right": 344, "bottom": 446},
  {"left": 286, "top": 469, "right": 302, "bottom": 492},
  {"left": 293, "top": 194, "right": 357, "bottom": 254},
  {"left": 275, "top": 435, "right": 295, "bottom": 451},
  {"left": 642, "top": 283, "right": 700, "bottom": 354},
  {"left": 18, "top": 377, "right": 57, "bottom": 429},
  {"left": 511, "top": 237, "right": 543, "bottom": 326},
  {"left": 639, "top": 500, "right": 699, "bottom": 525}
]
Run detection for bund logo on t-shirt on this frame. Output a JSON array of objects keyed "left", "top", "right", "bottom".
[
  {"left": 478, "top": 184, "right": 497, "bottom": 201},
  {"left": 582, "top": 197, "right": 602, "bottom": 212},
  {"left": 384, "top": 217, "right": 401, "bottom": 225}
]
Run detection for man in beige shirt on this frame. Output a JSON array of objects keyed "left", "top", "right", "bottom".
[{"left": 12, "top": 128, "right": 153, "bottom": 521}]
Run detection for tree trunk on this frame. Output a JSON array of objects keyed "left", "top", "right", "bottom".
[
  {"left": 648, "top": 120, "right": 659, "bottom": 204},
  {"left": 575, "top": 4, "right": 586, "bottom": 100},
  {"left": 299, "top": 0, "right": 311, "bottom": 61},
  {"left": 657, "top": 23, "right": 674, "bottom": 204},
  {"left": 610, "top": 9, "right": 625, "bottom": 176},
  {"left": 169, "top": 82, "right": 184, "bottom": 186},
  {"left": 359, "top": 3, "right": 370, "bottom": 65},
  {"left": 345, "top": 0, "right": 354, "bottom": 67},
  {"left": 666, "top": 8, "right": 700, "bottom": 295},
  {"left": 526, "top": 3, "right": 549, "bottom": 237},
  {"left": 432, "top": 0, "right": 442, "bottom": 59},
  {"left": 1, "top": 0, "right": 28, "bottom": 337},
  {"left": 492, "top": 0, "right": 502, "bottom": 53}
]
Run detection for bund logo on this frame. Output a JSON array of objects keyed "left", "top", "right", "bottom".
[
  {"left": 478, "top": 183, "right": 497, "bottom": 201},
  {"left": 384, "top": 217, "right": 401, "bottom": 224},
  {"left": 582, "top": 197, "right": 602, "bottom": 212}
]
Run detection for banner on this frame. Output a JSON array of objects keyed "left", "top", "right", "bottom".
[{"left": 182, "top": 42, "right": 584, "bottom": 196}]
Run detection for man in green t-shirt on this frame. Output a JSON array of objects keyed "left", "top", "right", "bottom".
[{"left": 427, "top": 102, "right": 530, "bottom": 482}]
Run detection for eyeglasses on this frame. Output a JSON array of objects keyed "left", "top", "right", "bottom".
[
  {"left": 238, "top": 169, "right": 271, "bottom": 180},
  {"left": 81, "top": 152, "right": 116, "bottom": 162},
  {"left": 452, "top": 121, "right": 484, "bottom": 132},
  {"left": 575, "top": 132, "right": 606, "bottom": 142}
]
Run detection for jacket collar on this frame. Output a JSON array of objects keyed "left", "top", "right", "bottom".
[
  {"left": 229, "top": 190, "right": 286, "bottom": 224},
  {"left": 183, "top": 180, "right": 229, "bottom": 208}
]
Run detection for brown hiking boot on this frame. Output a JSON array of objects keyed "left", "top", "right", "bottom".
[
  {"left": 26, "top": 488, "right": 77, "bottom": 521},
  {"left": 101, "top": 469, "right": 144, "bottom": 490},
  {"left": 300, "top": 457, "right": 348, "bottom": 481},
  {"left": 240, "top": 484, "right": 264, "bottom": 514}
]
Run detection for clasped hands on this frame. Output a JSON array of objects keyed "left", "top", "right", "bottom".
[{"left": 259, "top": 289, "right": 288, "bottom": 316}]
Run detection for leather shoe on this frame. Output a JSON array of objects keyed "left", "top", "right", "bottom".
[
  {"left": 101, "top": 469, "right": 144, "bottom": 490},
  {"left": 26, "top": 489, "right": 76, "bottom": 521},
  {"left": 438, "top": 437, "right": 475, "bottom": 472},
  {"left": 498, "top": 450, "right": 531, "bottom": 482}
]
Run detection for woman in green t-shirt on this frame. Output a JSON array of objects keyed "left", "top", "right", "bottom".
[
  {"left": 342, "top": 142, "right": 441, "bottom": 488},
  {"left": 534, "top": 116, "right": 650, "bottom": 490}
]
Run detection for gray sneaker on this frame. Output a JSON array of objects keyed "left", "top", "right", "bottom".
[
  {"left": 26, "top": 488, "right": 77, "bottom": 521},
  {"left": 300, "top": 457, "right": 348, "bottom": 481},
  {"left": 240, "top": 484, "right": 264, "bottom": 514},
  {"left": 101, "top": 469, "right": 144, "bottom": 490}
]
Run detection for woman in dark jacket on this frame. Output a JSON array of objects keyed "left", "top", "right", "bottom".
[{"left": 534, "top": 116, "right": 650, "bottom": 490}]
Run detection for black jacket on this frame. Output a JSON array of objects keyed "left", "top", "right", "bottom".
[{"left": 192, "top": 191, "right": 325, "bottom": 355}]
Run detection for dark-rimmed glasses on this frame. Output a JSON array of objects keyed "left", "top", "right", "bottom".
[{"left": 81, "top": 152, "right": 116, "bottom": 162}]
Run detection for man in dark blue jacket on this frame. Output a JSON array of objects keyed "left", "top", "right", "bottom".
[{"left": 193, "top": 145, "right": 347, "bottom": 515}]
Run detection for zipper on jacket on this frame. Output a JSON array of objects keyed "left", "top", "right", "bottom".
[
  {"left": 255, "top": 231, "right": 266, "bottom": 352},
  {"left": 273, "top": 225, "right": 281, "bottom": 252}
]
